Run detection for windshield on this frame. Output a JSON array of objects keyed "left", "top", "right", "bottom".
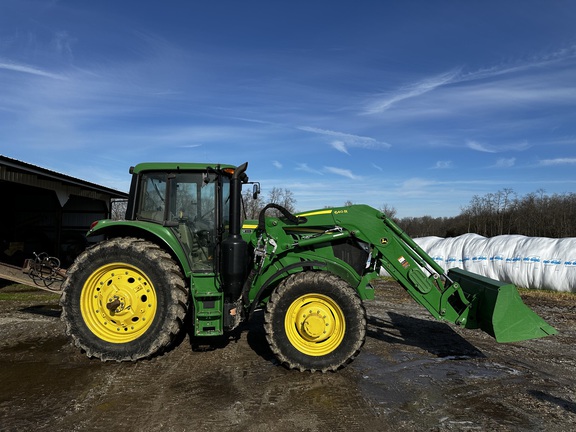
[{"left": 170, "top": 173, "right": 215, "bottom": 228}]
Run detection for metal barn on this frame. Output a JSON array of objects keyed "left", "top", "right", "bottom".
[{"left": 0, "top": 155, "right": 128, "bottom": 273}]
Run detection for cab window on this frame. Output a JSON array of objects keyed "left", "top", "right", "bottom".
[{"left": 138, "top": 174, "right": 166, "bottom": 222}]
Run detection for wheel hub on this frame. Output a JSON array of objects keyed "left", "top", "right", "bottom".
[
  {"left": 106, "top": 297, "right": 123, "bottom": 312},
  {"left": 285, "top": 293, "right": 345, "bottom": 356},
  {"left": 296, "top": 304, "right": 335, "bottom": 342}
]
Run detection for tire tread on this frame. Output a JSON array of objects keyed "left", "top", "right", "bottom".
[
  {"left": 264, "top": 271, "right": 366, "bottom": 372},
  {"left": 60, "top": 237, "right": 188, "bottom": 361}
]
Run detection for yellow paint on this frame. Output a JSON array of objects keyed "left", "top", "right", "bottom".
[
  {"left": 284, "top": 293, "right": 345, "bottom": 356},
  {"left": 297, "top": 209, "right": 333, "bottom": 217},
  {"left": 80, "top": 263, "right": 157, "bottom": 343}
]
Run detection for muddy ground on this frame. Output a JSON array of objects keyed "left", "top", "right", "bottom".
[{"left": 0, "top": 280, "right": 575, "bottom": 432}]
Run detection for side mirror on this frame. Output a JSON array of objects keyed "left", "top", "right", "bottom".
[{"left": 252, "top": 183, "right": 261, "bottom": 200}]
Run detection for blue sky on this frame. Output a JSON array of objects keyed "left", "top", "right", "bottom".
[{"left": 1, "top": 1, "right": 575, "bottom": 217}]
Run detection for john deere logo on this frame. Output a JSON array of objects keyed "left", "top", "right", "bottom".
[{"left": 380, "top": 238, "right": 388, "bottom": 245}]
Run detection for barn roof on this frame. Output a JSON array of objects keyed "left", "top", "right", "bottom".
[{"left": 0, "top": 154, "right": 128, "bottom": 199}]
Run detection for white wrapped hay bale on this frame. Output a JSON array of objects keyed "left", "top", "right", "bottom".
[{"left": 413, "top": 234, "right": 576, "bottom": 292}]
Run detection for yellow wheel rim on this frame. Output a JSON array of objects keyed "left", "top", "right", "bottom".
[
  {"left": 285, "top": 293, "right": 345, "bottom": 356},
  {"left": 80, "top": 263, "right": 157, "bottom": 344}
]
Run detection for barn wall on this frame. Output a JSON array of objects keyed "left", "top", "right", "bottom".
[{"left": 1, "top": 181, "right": 111, "bottom": 268}]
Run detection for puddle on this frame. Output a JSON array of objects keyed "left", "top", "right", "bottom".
[
  {"left": 0, "top": 353, "right": 104, "bottom": 405},
  {"left": 352, "top": 351, "right": 516, "bottom": 410},
  {"left": 1, "top": 336, "right": 69, "bottom": 356}
]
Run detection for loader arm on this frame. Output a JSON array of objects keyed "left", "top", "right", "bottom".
[
  {"left": 249, "top": 204, "right": 556, "bottom": 343},
  {"left": 332, "top": 205, "right": 556, "bottom": 342}
]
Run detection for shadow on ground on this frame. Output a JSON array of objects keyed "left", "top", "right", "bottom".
[{"left": 367, "top": 311, "right": 485, "bottom": 358}]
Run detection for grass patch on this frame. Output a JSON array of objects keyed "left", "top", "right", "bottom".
[
  {"left": 0, "top": 283, "right": 61, "bottom": 302},
  {"left": 374, "top": 276, "right": 575, "bottom": 300},
  {"left": 518, "top": 287, "right": 576, "bottom": 300},
  {"left": 0, "top": 292, "right": 60, "bottom": 302}
]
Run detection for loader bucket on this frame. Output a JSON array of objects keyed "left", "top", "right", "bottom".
[{"left": 447, "top": 268, "right": 557, "bottom": 343}]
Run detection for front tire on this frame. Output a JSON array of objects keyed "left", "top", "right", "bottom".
[
  {"left": 60, "top": 237, "right": 188, "bottom": 361},
  {"left": 264, "top": 272, "right": 366, "bottom": 372}
]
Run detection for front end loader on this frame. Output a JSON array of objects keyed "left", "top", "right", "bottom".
[
  {"left": 60, "top": 161, "right": 556, "bottom": 371},
  {"left": 240, "top": 203, "right": 556, "bottom": 371}
]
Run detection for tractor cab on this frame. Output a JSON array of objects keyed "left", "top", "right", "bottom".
[{"left": 125, "top": 163, "right": 239, "bottom": 273}]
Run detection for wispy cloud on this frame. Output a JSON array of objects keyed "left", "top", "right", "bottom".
[
  {"left": 0, "top": 60, "right": 67, "bottom": 80},
  {"left": 272, "top": 160, "right": 283, "bottom": 169},
  {"left": 296, "top": 163, "right": 323, "bottom": 175},
  {"left": 362, "top": 44, "right": 576, "bottom": 118},
  {"left": 466, "top": 140, "right": 530, "bottom": 153},
  {"left": 324, "top": 166, "right": 361, "bottom": 180},
  {"left": 398, "top": 177, "right": 439, "bottom": 197},
  {"left": 539, "top": 157, "right": 576, "bottom": 166},
  {"left": 466, "top": 140, "right": 498, "bottom": 153},
  {"left": 493, "top": 157, "right": 516, "bottom": 168},
  {"left": 433, "top": 160, "right": 452, "bottom": 169},
  {"left": 363, "top": 68, "right": 461, "bottom": 114},
  {"left": 458, "top": 44, "right": 576, "bottom": 83},
  {"left": 331, "top": 140, "right": 349, "bottom": 155},
  {"left": 297, "top": 126, "right": 391, "bottom": 151},
  {"left": 50, "top": 31, "right": 75, "bottom": 60}
]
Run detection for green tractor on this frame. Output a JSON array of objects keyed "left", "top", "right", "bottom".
[{"left": 60, "top": 162, "right": 556, "bottom": 371}]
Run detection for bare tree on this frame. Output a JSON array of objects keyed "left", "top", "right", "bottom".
[
  {"left": 110, "top": 199, "right": 128, "bottom": 220},
  {"left": 267, "top": 187, "right": 296, "bottom": 213},
  {"left": 241, "top": 187, "right": 297, "bottom": 220},
  {"left": 241, "top": 189, "right": 264, "bottom": 220},
  {"left": 379, "top": 203, "right": 397, "bottom": 220}
]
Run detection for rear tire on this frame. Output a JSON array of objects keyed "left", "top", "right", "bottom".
[
  {"left": 264, "top": 272, "right": 366, "bottom": 372},
  {"left": 60, "top": 237, "right": 188, "bottom": 361}
]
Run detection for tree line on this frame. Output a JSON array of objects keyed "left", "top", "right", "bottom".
[{"left": 396, "top": 189, "right": 576, "bottom": 239}]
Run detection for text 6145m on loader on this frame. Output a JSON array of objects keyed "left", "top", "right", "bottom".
[{"left": 60, "top": 162, "right": 556, "bottom": 372}]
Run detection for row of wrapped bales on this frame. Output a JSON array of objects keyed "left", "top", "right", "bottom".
[{"left": 413, "top": 234, "right": 576, "bottom": 292}]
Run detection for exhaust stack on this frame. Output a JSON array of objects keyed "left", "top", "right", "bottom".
[{"left": 221, "top": 162, "right": 249, "bottom": 301}]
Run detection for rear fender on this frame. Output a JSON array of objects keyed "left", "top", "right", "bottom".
[{"left": 87, "top": 220, "right": 192, "bottom": 277}]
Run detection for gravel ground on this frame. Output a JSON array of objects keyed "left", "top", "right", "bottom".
[{"left": 0, "top": 280, "right": 574, "bottom": 432}]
